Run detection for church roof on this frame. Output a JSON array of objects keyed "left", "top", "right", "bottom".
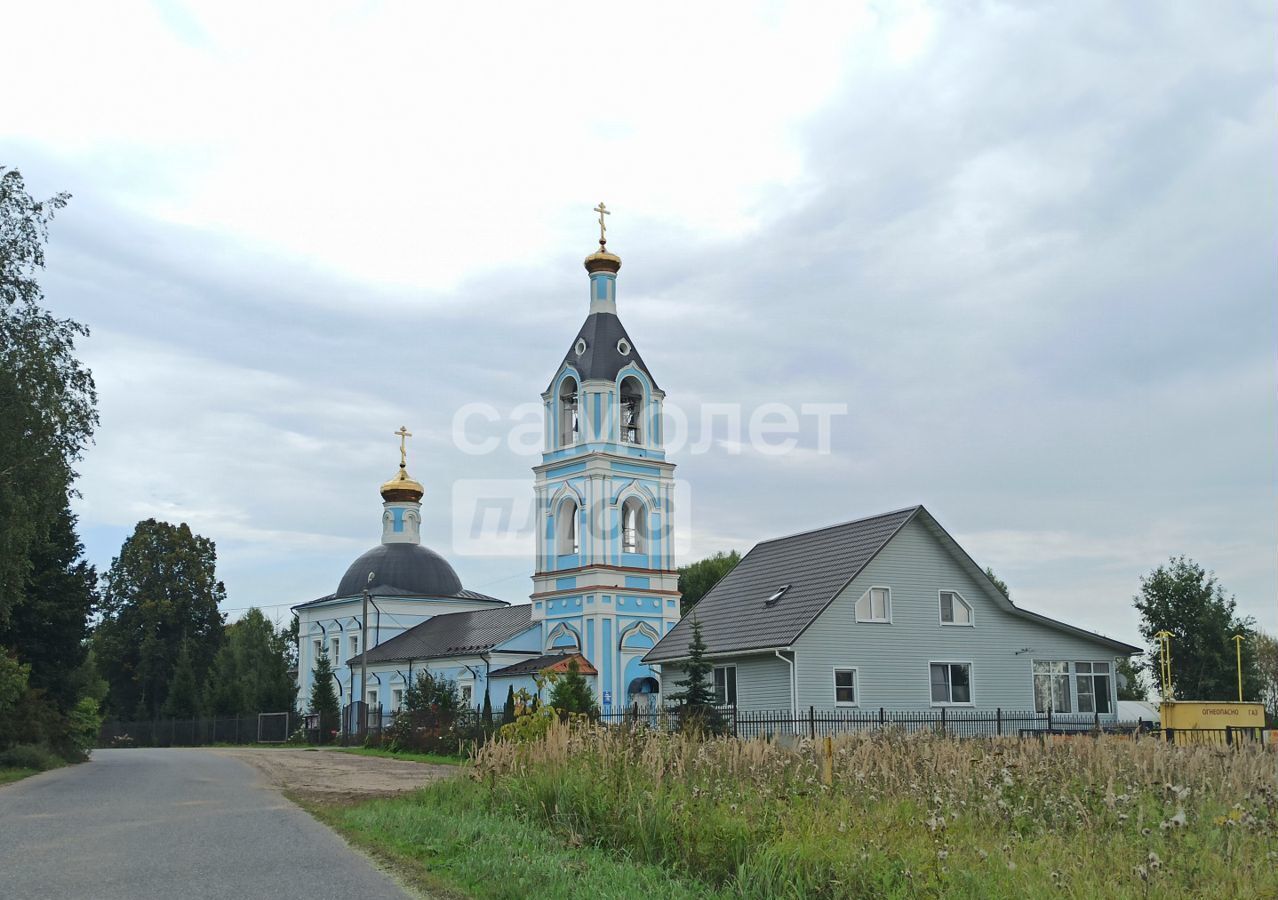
[
  {"left": 349, "top": 604, "right": 536, "bottom": 665},
  {"left": 335, "top": 542, "right": 464, "bottom": 598},
  {"left": 644, "top": 505, "right": 1140, "bottom": 663},
  {"left": 489, "top": 652, "right": 597, "bottom": 678},
  {"left": 550, "top": 312, "right": 658, "bottom": 391}
]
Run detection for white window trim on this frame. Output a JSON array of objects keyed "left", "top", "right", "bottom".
[
  {"left": 928, "top": 660, "right": 975, "bottom": 707},
  {"left": 832, "top": 666, "right": 859, "bottom": 707},
  {"left": 1029, "top": 658, "right": 1073, "bottom": 714},
  {"left": 938, "top": 590, "right": 974, "bottom": 627},
  {"left": 713, "top": 664, "right": 737, "bottom": 707},
  {"left": 1073, "top": 660, "right": 1114, "bottom": 715},
  {"left": 855, "top": 586, "right": 893, "bottom": 624}
]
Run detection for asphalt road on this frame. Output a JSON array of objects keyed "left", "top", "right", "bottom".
[{"left": 0, "top": 749, "right": 414, "bottom": 900}]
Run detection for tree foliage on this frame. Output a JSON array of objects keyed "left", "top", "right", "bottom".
[
  {"left": 0, "top": 501, "right": 97, "bottom": 712},
  {"left": 1116, "top": 656, "right": 1148, "bottom": 702},
  {"left": 1253, "top": 630, "right": 1278, "bottom": 724},
  {"left": 93, "top": 519, "right": 226, "bottom": 717},
  {"left": 1133, "top": 556, "right": 1259, "bottom": 702},
  {"left": 403, "top": 669, "right": 462, "bottom": 716},
  {"left": 204, "top": 608, "right": 295, "bottom": 715},
  {"left": 548, "top": 659, "right": 596, "bottom": 715},
  {"left": 678, "top": 550, "right": 740, "bottom": 615},
  {"left": 984, "top": 566, "right": 1010, "bottom": 599},
  {"left": 0, "top": 169, "right": 97, "bottom": 626},
  {"left": 161, "top": 639, "right": 201, "bottom": 718},
  {"left": 501, "top": 684, "right": 516, "bottom": 725}
]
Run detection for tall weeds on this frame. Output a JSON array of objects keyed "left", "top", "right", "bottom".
[{"left": 471, "top": 723, "right": 1278, "bottom": 898}]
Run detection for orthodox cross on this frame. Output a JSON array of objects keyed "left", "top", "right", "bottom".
[
  {"left": 594, "top": 201, "right": 610, "bottom": 247},
  {"left": 394, "top": 425, "right": 412, "bottom": 467}
]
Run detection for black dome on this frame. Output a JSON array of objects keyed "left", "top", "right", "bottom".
[{"left": 336, "top": 543, "right": 464, "bottom": 598}]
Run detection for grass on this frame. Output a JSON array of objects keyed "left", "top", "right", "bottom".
[
  {"left": 0, "top": 767, "right": 39, "bottom": 786},
  {"left": 331, "top": 722, "right": 1278, "bottom": 899},
  {"left": 333, "top": 746, "right": 466, "bottom": 766},
  {"left": 304, "top": 779, "right": 726, "bottom": 899}
]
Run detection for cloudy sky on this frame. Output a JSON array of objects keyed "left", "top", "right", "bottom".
[{"left": 4, "top": 0, "right": 1274, "bottom": 646}]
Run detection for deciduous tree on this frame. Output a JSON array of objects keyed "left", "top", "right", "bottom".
[
  {"left": 0, "top": 169, "right": 96, "bottom": 626},
  {"left": 93, "top": 520, "right": 226, "bottom": 717},
  {"left": 548, "top": 659, "right": 596, "bottom": 715},
  {"left": 1133, "top": 557, "right": 1259, "bottom": 701},
  {"left": 678, "top": 550, "right": 740, "bottom": 615}
]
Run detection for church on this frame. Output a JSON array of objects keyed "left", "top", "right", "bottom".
[{"left": 293, "top": 210, "right": 682, "bottom": 718}]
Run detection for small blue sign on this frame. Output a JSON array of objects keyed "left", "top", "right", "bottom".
[{"left": 602, "top": 691, "right": 612, "bottom": 706}]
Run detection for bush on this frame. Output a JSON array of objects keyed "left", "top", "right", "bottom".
[
  {"left": 0, "top": 743, "right": 63, "bottom": 771},
  {"left": 58, "top": 696, "right": 101, "bottom": 762}
]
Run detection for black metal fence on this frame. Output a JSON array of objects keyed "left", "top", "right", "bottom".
[
  {"left": 594, "top": 705, "right": 1174, "bottom": 740},
  {"left": 98, "top": 712, "right": 295, "bottom": 748}
]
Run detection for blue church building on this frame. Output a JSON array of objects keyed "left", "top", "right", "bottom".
[{"left": 293, "top": 220, "right": 680, "bottom": 716}]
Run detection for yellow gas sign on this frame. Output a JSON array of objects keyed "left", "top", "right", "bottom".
[{"left": 1161, "top": 701, "right": 1266, "bottom": 730}]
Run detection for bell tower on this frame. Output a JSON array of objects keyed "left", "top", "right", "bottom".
[{"left": 531, "top": 205, "right": 680, "bottom": 710}]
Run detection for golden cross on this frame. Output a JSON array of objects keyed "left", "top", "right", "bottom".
[
  {"left": 394, "top": 425, "right": 412, "bottom": 467},
  {"left": 594, "top": 201, "right": 610, "bottom": 247}
]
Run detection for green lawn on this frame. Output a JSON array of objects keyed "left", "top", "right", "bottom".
[
  {"left": 304, "top": 778, "right": 726, "bottom": 900},
  {"left": 0, "top": 767, "right": 39, "bottom": 786},
  {"left": 332, "top": 746, "right": 466, "bottom": 766}
]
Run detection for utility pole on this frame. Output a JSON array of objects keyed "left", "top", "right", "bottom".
[{"left": 360, "top": 572, "right": 373, "bottom": 734}]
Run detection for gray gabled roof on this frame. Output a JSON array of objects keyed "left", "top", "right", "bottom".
[
  {"left": 347, "top": 604, "right": 535, "bottom": 666},
  {"left": 644, "top": 506, "right": 1140, "bottom": 663},
  {"left": 547, "top": 312, "right": 657, "bottom": 391},
  {"left": 645, "top": 507, "right": 918, "bottom": 662}
]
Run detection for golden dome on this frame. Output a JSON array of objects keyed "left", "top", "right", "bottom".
[
  {"left": 584, "top": 249, "right": 621, "bottom": 274},
  {"left": 380, "top": 464, "right": 424, "bottom": 503}
]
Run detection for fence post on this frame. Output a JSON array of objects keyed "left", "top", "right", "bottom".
[
  {"left": 1093, "top": 709, "right": 1100, "bottom": 734},
  {"left": 996, "top": 707, "right": 1002, "bottom": 737},
  {"left": 940, "top": 705, "right": 946, "bottom": 734},
  {"left": 879, "top": 707, "right": 885, "bottom": 730},
  {"left": 809, "top": 705, "right": 815, "bottom": 740},
  {"left": 1164, "top": 727, "right": 1174, "bottom": 744},
  {"left": 1225, "top": 725, "right": 1233, "bottom": 747},
  {"left": 1047, "top": 706, "right": 1053, "bottom": 733}
]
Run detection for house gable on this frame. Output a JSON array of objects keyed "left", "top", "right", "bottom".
[{"left": 792, "top": 514, "right": 1135, "bottom": 711}]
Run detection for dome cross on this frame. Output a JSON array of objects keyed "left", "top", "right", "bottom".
[{"left": 394, "top": 425, "right": 412, "bottom": 468}]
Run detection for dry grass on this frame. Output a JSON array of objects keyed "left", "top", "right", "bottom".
[{"left": 469, "top": 723, "right": 1278, "bottom": 898}]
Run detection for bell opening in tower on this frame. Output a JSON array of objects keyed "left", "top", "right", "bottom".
[
  {"left": 620, "top": 376, "right": 643, "bottom": 444},
  {"left": 559, "top": 378, "right": 579, "bottom": 447}
]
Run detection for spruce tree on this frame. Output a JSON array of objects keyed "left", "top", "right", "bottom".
[
  {"left": 309, "top": 647, "right": 340, "bottom": 744},
  {"left": 161, "top": 639, "right": 201, "bottom": 718},
  {"left": 548, "top": 659, "right": 596, "bottom": 715},
  {"left": 501, "top": 685, "right": 516, "bottom": 724},
  {"left": 670, "top": 617, "right": 715, "bottom": 707}
]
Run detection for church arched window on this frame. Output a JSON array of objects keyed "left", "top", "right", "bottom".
[
  {"left": 557, "top": 498, "right": 579, "bottom": 556},
  {"left": 619, "top": 376, "right": 643, "bottom": 444},
  {"left": 621, "top": 497, "right": 646, "bottom": 554},
  {"left": 559, "top": 378, "right": 579, "bottom": 447}
]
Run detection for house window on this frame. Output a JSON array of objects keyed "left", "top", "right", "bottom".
[
  {"left": 1075, "top": 662, "right": 1112, "bottom": 714},
  {"left": 834, "top": 668, "right": 858, "bottom": 706},
  {"left": 392, "top": 688, "right": 404, "bottom": 711},
  {"left": 313, "top": 639, "right": 322, "bottom": 660},
  {"left": 939, "top": 591, "right": 972, "bottom": 625},
  {"left": 855, "top": 587, "right": 891, "bottom": 623},
  {"left": 1032, "top": 661, "right": 1071, "bottom": 713},
  {"left": 713, "top": 665, "right": 737, "bottom": 706},
  {"left": 350, "top": 634, "right": 359, "bottom": 657},
  {"left": 460, "top": 684, "right": 474, "bottom": 706},
  {"left": 366, "top": 689, "right": 378, "bottom": 708},
  {"left": 930, "top": 662, "right": 972, "bottom": 705},
  {"left": 331, "top": 637, "right": 340, "bottom": 662}
]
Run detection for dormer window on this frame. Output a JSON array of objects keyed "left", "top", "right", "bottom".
[
  {"left": 616, "top": 338, "right": 631, "bottom": 356},
  {"left": 619, "top": 376, "right": 643, "bottom": 444},
  {"left": 558, "top": 378, "right": 579, "bottom": 446},
  {"left": 574, "top": 338, "right": 587, "bottom": 357},
  {"left": 764, "top": 584, "right": 790, "bottom": 607}
]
